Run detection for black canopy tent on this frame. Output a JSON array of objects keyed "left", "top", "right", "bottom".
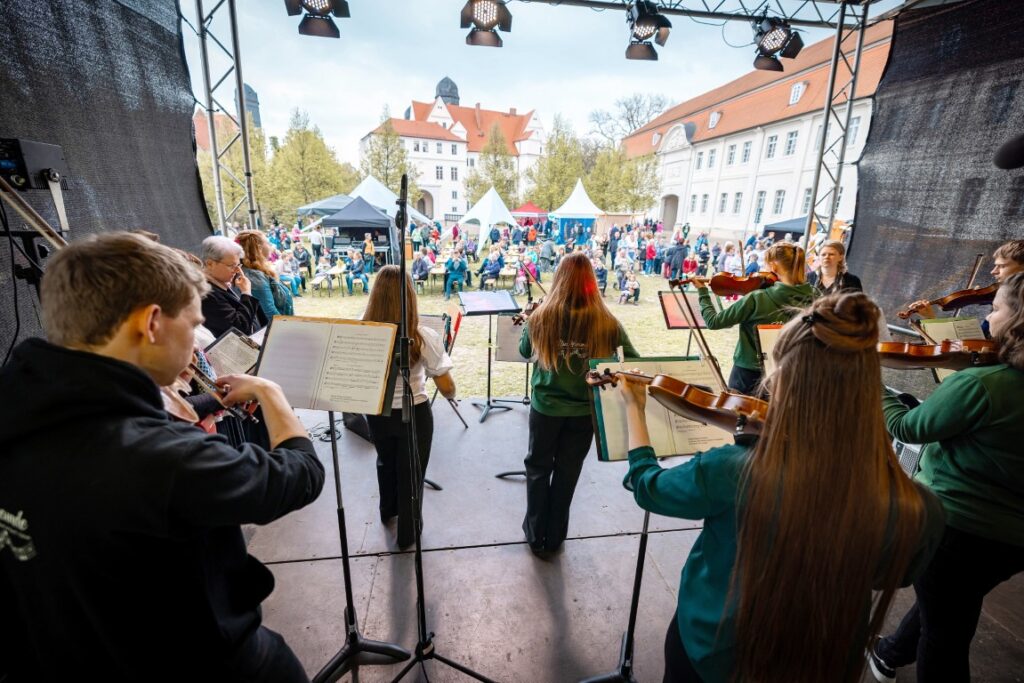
[
  {"left": 761, "top": 215, "right": 809, "bottom": 237},
  {"left": 321, "top": 196, "right": 399, "bottom": 264}
]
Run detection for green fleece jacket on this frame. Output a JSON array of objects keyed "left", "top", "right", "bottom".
[
  {"left": 625, "top": 444, "right": 945, "bottom": 683},
  {"left": 519, "top": 322, "right": 637, "bottom": 417},
  {"left": 698, "top": 283, "right": 815, "bottom": 370},
  {"left": 883, "top": 363, "right": 1024, "bottom": 546}
]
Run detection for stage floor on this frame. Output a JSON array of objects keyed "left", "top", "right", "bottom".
[{"left": 253, "top": 402, "right": 1024, "bottom": 682}]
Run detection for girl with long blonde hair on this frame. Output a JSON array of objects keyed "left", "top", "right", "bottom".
[
  {"left": 362, "top": 266, "right": 456, "bottom": 549},
  {"left": 518, "top": 252, "right": 637, "bottom": 555},
  {"left": 615, "top": 292, "right": 945, "bottom": 683},
  {"left": 693, "top": 241, "right": 814, "bottom": 395}
]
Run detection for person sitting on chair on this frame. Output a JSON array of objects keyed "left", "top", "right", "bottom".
[
  {"left": 411, "top": 250, "right": 431, "bottom": 289},
  {"left": 346, "top": 251, "right": 370, "bottom": 295},
  {"left": 619, "top": 271, "right": 640, "bottom": 305},
  {"left": 478, "top": 251, "right": 503, "bottom": 290},
  {"left": 592, "top": 257, "right": 608, "bottom": 297},
  {"left": 445, "top": 249, "right": 469, "bottom": 301}
]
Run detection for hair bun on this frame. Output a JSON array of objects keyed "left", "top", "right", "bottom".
[{"left": 808, "top": 292, "right": 879, "bottom": 352}]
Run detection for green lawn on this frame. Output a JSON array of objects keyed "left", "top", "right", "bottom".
[{"left": 293, "top": 271, "right": 739, "bottom": 400}]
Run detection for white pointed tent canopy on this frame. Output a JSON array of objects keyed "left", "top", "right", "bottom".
[
  {"left": 549, "top": 179, "right": 605, "bottom": 242},
  {"left": 349, "top": 175, "right": 432, "bottom": 228},
  {"left": 455, "top": 187, "right": 519, "bottom": 246}
]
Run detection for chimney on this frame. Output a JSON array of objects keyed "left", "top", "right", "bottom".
[
  {"left": 475, "top": 103, "right": 483, "bottom": 136},
  {"left": 510, "top": 107, "right": 517, "bottom": 116}
]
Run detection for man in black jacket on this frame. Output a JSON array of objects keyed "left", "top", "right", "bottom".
[{"left": 0, "top": 233, "right": 324, "bottom": 682}]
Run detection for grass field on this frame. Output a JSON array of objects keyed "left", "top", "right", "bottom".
[{"left": 293, "top": 270, "right": 740, "bottom": 400}]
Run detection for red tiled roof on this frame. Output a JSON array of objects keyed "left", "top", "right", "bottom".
[
  {"left": 376, "top": 118, "right": 462, "bottom": 142},
  {"left": 623, "top": 20, "right": 894, "bottom": 158},
  {"left": 409, "top": 99, "right": 535, "bottom": 155}
]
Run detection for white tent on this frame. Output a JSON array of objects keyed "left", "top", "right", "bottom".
[
  {"left": 459, "top": 187, "right": 518, "bottom": 244},
  {"left": 350, "top": 175, "right": 432, "bottom": 227},
  {"left": 550, "top": 179, "right": 604, "bottom": 218}
]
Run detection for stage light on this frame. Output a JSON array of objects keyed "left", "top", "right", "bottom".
[
  {"left": 751, "top": 15, "right": 803, "bottom": 71},
  {"left": 626, "top": 41, "right": 659, "bottom": 61},
  {"left": 628, "top": 1, "right": 671, "bottom": 47},
  {"left": 284, "top": 0, "right": 350, "bottom": 39},
  {"left": 753, "top": 54, "right": 784, "bottom": 71},
  {"left": 461, "top": 0, "right": 512, "bottom": 48}
]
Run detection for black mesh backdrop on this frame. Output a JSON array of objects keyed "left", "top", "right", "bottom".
[
  {"left": 0, "top": 0, "right": 212, "bottom": 352},
  {"left": 851, "top": 0, "right": 1024, "bottom": 396}
]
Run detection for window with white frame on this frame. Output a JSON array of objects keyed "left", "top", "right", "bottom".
[
  {"left": 719, "top": 193, "right": 728, "bottom": 213},
  {"left": 815, "top": 124, "right": 824, "bottom": 151},
  {"left": 451, "top": 167, "right": 458, "bottom": 181},
  {"left": 848, "top": 116, "right": 862, "bottom": 145},
  {"left": 696, "top": 152, "right": 704, "bottom": 170},
  {"left": 802, "top": 188, "right": 813, "bottom": 214},
  {"left": 414, "top": 141, "right": 421, "bottom": 152},
  {"left": 690, "top": 194, "right": 698, "bottom": 212},
  {"left": 708, "top": 148, "right": 717, "bottom": 168},
  {"left": 741, "top": 141, "right": 752, "bottom": 163},
  {"left": 773, "top": 190, "right": 786, "bottom": 214},
  {"left": 766, "top": 135, "right": 778, "bottom": 159},
  {"left": 435, "top": 166, "right": 443, "bottom": 180},
  {"left": 709, "top": 111, "right": 721, "bottom": 129},
  {"left": 436, "top": 142, "right": 442, "bottom": 154},
  {"left": 469, "top": 158, "right": 475, "bottom": 167},
  {"left": 733, "top": 192, "right": 743, "bottom": 214},
  {"left": 789, "top": 81, "right": 806, "bottom": 105},
  {"left": 452, "top": 190, "right": 458, "bottom": 199},
  {"left": 452, "top": 144, "right": 458, "bottom": 155},
  {"left": 701, "top": 194, "right": 709, "bottom": 213},
  {"left": 754, "top": 191, "right": 767, "bottom": 223},
  {"left": 784, "top": 131, "right": 798, "bottom": 156},
  {"left": 835, "top": 186, "right": 845, "bottom": 212},
  {"left": 727, "top": 144, "right": 736, "bottom": 165},
  {"left": 452, "top": 206, "right": 457, "bottom": 213}
]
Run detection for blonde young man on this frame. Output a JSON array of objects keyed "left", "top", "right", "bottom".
[{"left": 0, "top": 233, "right": 323, "bottom": 682}]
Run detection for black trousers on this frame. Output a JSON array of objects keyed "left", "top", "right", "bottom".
[
  {"left": 663, "top": 614, "right": 704, "bottom": 683},
  {"left": 219, "top": 626, "right": 309, "bottom": 682},
  {"left": 727, "top": 365, "right": 762, "bottom": 397},
  {"left": 522, "top": 409, "right": 593, "bottom": 551},
  {"left": 367, "top": 401, "right": 433, "bottom": 548},
  {"left": 876, "top": 526, "right": 1024, "bottom": 682}
]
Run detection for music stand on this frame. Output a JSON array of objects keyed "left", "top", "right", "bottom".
[
  {"left": 457, "top": 290, "right": 521, "bottom": 423},
  {"left": 658, "top": 289, "right": 706, "bottom": 356}
]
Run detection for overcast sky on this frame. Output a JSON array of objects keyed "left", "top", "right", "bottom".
[{"left": 181, "top": 1, "right": 901, "bottom": 165}]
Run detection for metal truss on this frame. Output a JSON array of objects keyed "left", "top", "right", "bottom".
[
  {"left": 181, "top": 0, "right": 257, "bottom": 234},
  {"left": 801, "top": 1, "right": 870, "bottom": 250}
]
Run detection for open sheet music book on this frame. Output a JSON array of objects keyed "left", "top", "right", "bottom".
[
  {"left": 255, "top": 316, "right": 398, "bottom": 415},
  {"left": 590, "top": 357, "right": 733, "bottom": 462},
  {"left": 920, "top": 316, "right": 987, "bottom": 382},
  {"left": 204, "top": 327, "right": 262, "bottom": 376}
]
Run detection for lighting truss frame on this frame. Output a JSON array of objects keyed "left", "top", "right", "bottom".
[{"left": 182, "top": 0, "right": 258, "bottom": 234}]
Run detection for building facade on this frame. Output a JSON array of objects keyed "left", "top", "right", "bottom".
[
  {"left": 361, "top": 77, "right": 545, "bottom": 221},
  {"left": 623, "top": 22, "right": 893, "bottom": 242}
]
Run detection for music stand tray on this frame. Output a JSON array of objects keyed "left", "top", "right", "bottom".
[{"left": 457, "top": 291, "right": 521, "bottom": 422}]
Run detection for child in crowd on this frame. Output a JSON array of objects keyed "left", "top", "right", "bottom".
[{"left": 620, "top": 271, "right": 640, "bottom": 305}]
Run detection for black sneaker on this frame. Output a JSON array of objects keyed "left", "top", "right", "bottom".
[{"left": 868, "top": 641, "right": 896, "bottom": 682}]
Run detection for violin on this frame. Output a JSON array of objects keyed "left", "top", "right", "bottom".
[
  {"left": 878, "top": 339, "right": 1000, "bottom": 371},
  {"left": 586, "top": 369, "right": 767, "bottom": 436},
  {"left": 188, "top": 361, "right": 260, "bottom": 423},
  {"left": 671, "top": 271, "right": 778, "bottom": 297},
  {"left": 512, "top": 299, "right": 542, "bottom": 326},
  {"left": 897, "top": 284, "right": 998, "bottom": 319},
  {"left": 161, "top": 382, "right": 201, "bottom": 423}
]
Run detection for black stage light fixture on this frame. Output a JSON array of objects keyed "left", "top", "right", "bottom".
[
  {"left": 626, "top": 1, "right": 671, "bottom": 60},
  {"left": 461, "top": 0, "right": 512, "bottom": 47},
  {"left": 752, "top": 15, "right": 803, "bottom": 71},
  {"left": 284, "top": 0, "right": 350, "bottom": 39}
]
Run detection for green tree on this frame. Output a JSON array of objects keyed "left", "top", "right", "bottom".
[
  {"left": 584, "top": 147, "right": 659, "bottom": 213},
  {"left": 463, "top": 123, "right": 518, "bottom": 207},
  {"left": 525, "top": 115, "right": 585, "bottom": 211},
  {"left": 359, "top": 108, "right": 421, "bottom": 203},
  {"left": 621, "top": 153, "right": 660, "bottom": 213},
  {"left": 261, "top": 109, "right": 360, "bottom": 224}
]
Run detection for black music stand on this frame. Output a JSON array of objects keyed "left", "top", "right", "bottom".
[
  {"left": 658, "top": 289, "right": 707, "bottom": 357},
  {"left": 458, "top": 290, "right": 521, "bottom": 423}
]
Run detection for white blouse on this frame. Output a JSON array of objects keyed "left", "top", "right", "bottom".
[{"left": 391, "top": 325, "right": 453, "bottom": 409}]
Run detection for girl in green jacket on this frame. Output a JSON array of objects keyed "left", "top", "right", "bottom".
[
  {"left": 692, "top": 241, "right": 815, "bottom": 395},
  {"left": 617, "top": 292, "right": 944, "bottom": 683}
]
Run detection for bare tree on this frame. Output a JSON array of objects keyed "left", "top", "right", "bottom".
[{"left": 589, "top": 93, "right": 671, "bottom": 145}]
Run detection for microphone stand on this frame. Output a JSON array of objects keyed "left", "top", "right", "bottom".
[
  {"left": 494, "top": 258, "right": 545, "bottom": 480},
  {"left": 390, "top": 174, "right": 497, "bottom": 683}
]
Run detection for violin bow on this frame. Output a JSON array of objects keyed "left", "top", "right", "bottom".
[
  {"left": 953, "top": 253, "right": 985, "bottom": 317},
  {"left": 669, "top": 280, "right": 730, "bottom": 394}
]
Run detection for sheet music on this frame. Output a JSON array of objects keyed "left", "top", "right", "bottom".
[
  {"left": 592, "top": 358, "right": 732, "bottom": 462},
  {"left": 256, "top": 317, "right": 397, "bottom": 414},
  {"left": 205, "top": 329, "right": 261, "bottom": 377},
  {"left": 920, "top": 316, "right": 986, "bottom": 382}
]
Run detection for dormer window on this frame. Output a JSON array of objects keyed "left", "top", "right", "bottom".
[
  {"left": 652, "top": 132, "right": 662, "bottom": 146},
  {"left": 709, "top": 111, "right": 721, "bottom": 129},
  {"left": 789, "top": 82, "right": 806, "bottom": 105}
]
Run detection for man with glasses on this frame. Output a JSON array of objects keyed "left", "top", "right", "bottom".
[{"left": 200, "top": 235, "right": 268, "bottom": 337}]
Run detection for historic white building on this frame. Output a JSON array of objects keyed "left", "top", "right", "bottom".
[
  {"left": 623, "top": 21, "right": 893, "bottom": 241},
  {"left": 361, "top": 77, "right": 545, "bottom": 222}
]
